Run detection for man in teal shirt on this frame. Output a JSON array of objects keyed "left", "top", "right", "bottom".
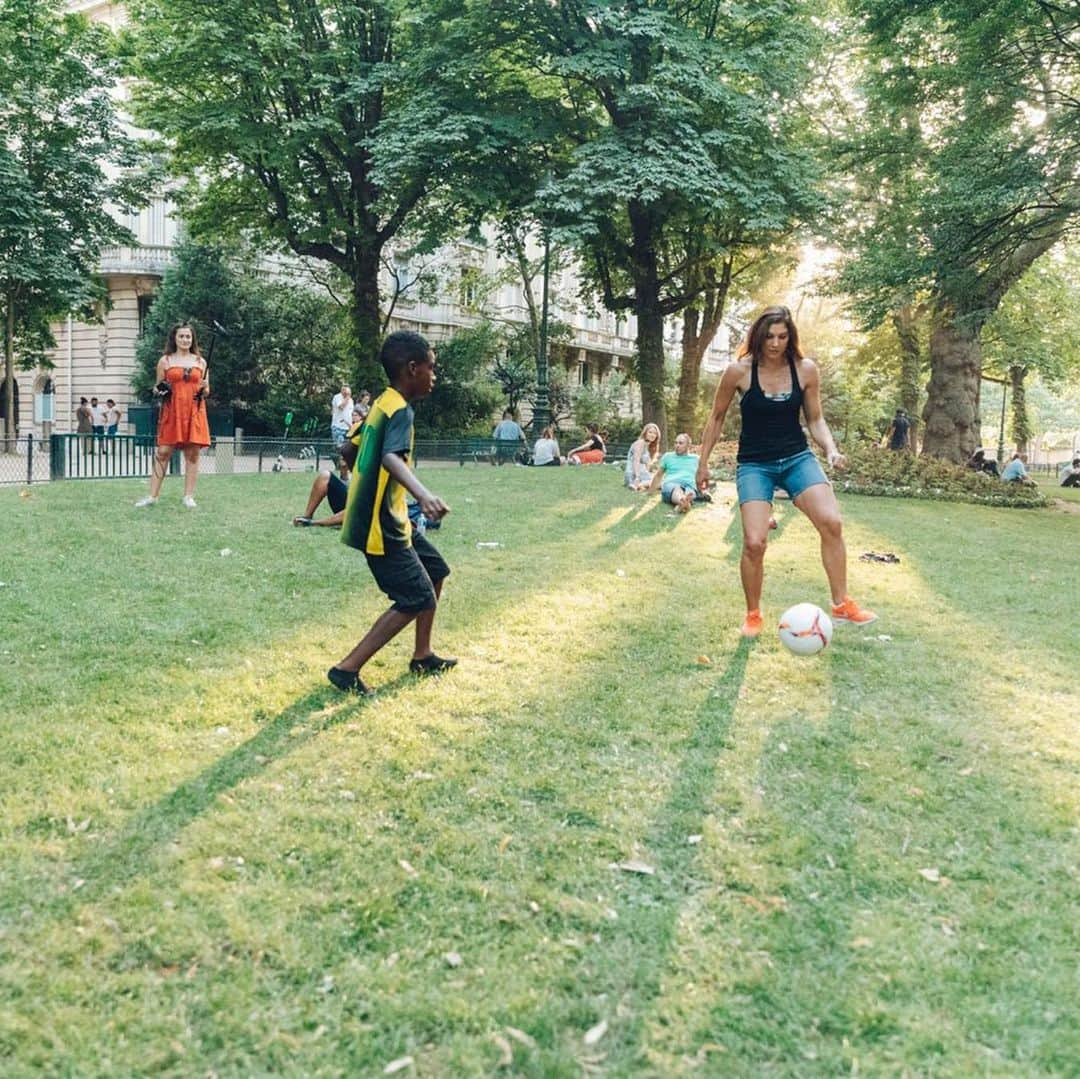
[{"left": 649, "top": 432, "right": 701, "bottom": 512}]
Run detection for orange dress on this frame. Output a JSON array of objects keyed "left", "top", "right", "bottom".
[{"left": 157, "top": 362, "right": 211, "bottom": 447}]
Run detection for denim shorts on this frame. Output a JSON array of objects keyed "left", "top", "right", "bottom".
[
  {"left": 661, "top": 477, "right": 697, "bottom": 502},
  {"left": 736, "top": 449, "right": 829, "bottom": 505}
]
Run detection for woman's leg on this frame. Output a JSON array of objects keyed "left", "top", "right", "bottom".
[
  {"left": 149, "top": 446, "right": 173, "bottom": 497},
  {"left": 182, "top": 446, "right": 201, "bottom": 498},
  {"left": 739, "top": 500, "right": 775, "bottom": 615},
  {"left": 792, "top": 483, "right": 846, "bottom": 605}
]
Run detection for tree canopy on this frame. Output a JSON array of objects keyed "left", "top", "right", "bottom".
[{"left": 0, "top": 0, "right": 144, "bottom": 438}]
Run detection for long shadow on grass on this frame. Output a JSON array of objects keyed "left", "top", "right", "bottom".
[
  {"left": 597, "top": 638, "right": 754, "bottom": 1069},
  {"left": 25, "top": 677, "right": 410, "bottom": 916}
]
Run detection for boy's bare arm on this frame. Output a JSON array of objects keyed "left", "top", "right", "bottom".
[{"left": 382, "top": 452, "right": 449, "bottom": 520}]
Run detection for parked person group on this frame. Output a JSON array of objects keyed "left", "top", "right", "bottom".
[{"left": 75, "top": 396, "right": 123, "bottom": 451}]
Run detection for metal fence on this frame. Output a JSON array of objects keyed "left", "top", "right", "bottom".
[{"left": 0, "top": 433, "right": 637, "bottom": 485}]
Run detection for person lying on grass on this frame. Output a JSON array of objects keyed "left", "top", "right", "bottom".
[
  {"left": 648, "top": 432, "right": 701, "bottom": 513},
  {"left": 327, "top": 331, "right": 455, "bottom": 695},
  {"left": 292, "top": 433, "right": 359, "bottom": 527}
]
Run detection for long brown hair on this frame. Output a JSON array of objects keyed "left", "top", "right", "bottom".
[
  {"left": 164, "top": 322, "right": 203, "bottom": 357},
  {"left": 737, "top": 306, "right": 804, "bottom": 365},
  {"left": 638, "top": 422, "right": 660, "bottom": 458}
]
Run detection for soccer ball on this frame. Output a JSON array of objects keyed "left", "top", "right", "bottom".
[{"left": 778, "top": 603, "right": 833, "bottom": 656}]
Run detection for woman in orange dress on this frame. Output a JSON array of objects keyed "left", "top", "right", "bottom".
[{"left": 135, "top": 323, "right": 211, "bottom": 508}]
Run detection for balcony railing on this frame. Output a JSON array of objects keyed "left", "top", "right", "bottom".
[{"left": 98, "top": 244, "right": 175, "bottom": 277}]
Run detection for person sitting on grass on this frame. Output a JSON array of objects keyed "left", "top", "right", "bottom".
[
  {"left": 648, "top": 432, "right": 701, "bottom": 513},
  {"left": 625, "top": 422, "right": 660, "bottom": 490},
  {"left": 327, "top": 331, "right": 455, "bottom": 695},
  {"left": 293, "top": 434, "right": 358, "bottom": 527},
  {"left": 1000, "top": 451, "right": 1037, "bottom": 487},
  {"left": 1058, "top": 456, "right": 1080, "bottom": 488},
  {"left": 966, "top": 448, "right": 1000, "bottom": 477},
  {"left": 567, "top": 422, "right": 606, "bottom": 465},
  {"left": 531, "top": 426, "right": 562, "bottom": 466}
]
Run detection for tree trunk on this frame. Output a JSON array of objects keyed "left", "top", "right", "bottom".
[
  {"left": 1008, "top": 364, "right": 1030, "bottom": 455},
  {"left": 635, "top": 302, "right": 667, "bottom": 445},
  {"left": 921, "top": 304, "right": 983, "bottom": 463},
  {"left": 675, "top": 306, "right": 705, "bottom": 437},
  {"left": 892, "top": 305, "right": 922, "bottom": 449},
  {"left": 3, "top": 297, "right": 14, "bottom": 446},
  {"left": 351, "top": 252, "right": 384, "bottom": 389}
]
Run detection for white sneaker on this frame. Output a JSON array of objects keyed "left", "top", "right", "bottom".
[
  {"left": 134, "top": 495, "right": 157, "bottom": 508},
  {"left": 182, "top": 495, "right": 197, "bottom": 509}
]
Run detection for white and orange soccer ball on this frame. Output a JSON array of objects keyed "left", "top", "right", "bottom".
[{"left": 778, "top": 603, "right": 833, "bottom": 656}]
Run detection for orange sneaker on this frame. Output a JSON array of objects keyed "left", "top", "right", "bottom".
[
  {"left": 740, "top": 609, "right": 764, "bottom": 637},
  {"left": 831, "top": 596, "right": 878, "bottom": 625}
]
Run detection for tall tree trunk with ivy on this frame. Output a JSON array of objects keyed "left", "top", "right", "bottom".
[{"left": 1008, "top": 364, "right": 1031, "bottom": 455}]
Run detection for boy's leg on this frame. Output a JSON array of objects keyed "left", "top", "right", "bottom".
[
  {"left": 413, "top": 578, "right": 444, "bottom": 660},
  {"left": 335, "top": 607, "right": 416, "bottom": 673}
]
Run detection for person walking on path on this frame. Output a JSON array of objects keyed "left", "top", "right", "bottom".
[
  {"left": 328, "top": 331, "right": 455, "bottom": 694},
  {"left": 135, "top": 323, "right": 211, "bottom": 508},
  {"left": 696, "top": 305, "right": 877, "bottom": 638}
]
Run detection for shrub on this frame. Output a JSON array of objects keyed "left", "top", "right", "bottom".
[
  {"left": 701, "top": 443, "right": 1048, "bottom": 507},
  {"left": 834, "top": 446, "right": 1048, "bottom": 508}
]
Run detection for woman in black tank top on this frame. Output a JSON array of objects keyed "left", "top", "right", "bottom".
[{"left": 695, "top": 306, "right": 877, "bottom": 637}]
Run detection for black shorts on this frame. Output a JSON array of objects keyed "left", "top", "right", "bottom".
[
  {"left": 365, "top": 533, "right": 450, "bottom": 614},
  {"left": 327, "top": 472, "right": 349, "bottom": 514}
]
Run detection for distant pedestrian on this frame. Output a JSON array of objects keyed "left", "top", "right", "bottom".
[
  {"left": 356, "top": 390, "right": 372, "bottom": 422},
  {"left": 105, "top": 399, "right": 121, "bottom": 437},
  {"left": 884, "top": 408, "right": 911, "bottom": 451},
  {"left": 90, "top": 396, "right": 107, "bottom": 451},
  {"left": 330, "top": 385, "right": 354, "bottom": 446},
  {"left": 75, "top": 397, "right": 92, "bottom": 455}
]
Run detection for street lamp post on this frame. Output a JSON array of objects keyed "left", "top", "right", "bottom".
[{"left": 533, "top": 224, "right": 551, "bottom": 435}]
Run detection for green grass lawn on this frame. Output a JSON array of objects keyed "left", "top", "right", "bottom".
[{"left": 1, "top": 466, "right": 1077, "bottom": 1076}]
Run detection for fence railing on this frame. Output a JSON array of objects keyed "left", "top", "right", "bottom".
[{"left": 0, "top": 433, "right": 637, "bottom": 485}]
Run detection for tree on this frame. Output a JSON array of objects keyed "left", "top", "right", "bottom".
[
  {"left": 136, "top": 240, "right": 354, "bottom": 434},
  {"left": 981, "top": 246, "right": 1080, "bottom": 453},
  {"left": 0, "top": 0, "right": 144, "bottom": 441},
  {"left": 412, "top": 323, "right": 502, "bottom": 436},
  {"left": 486, "top": 0, "right": 823, "bottom": 445},
  {"left": 838, "top": 0, "right": 1080, "bottom": 461},
  {"left": 128, "top": 0, "right": 524, "bottom": 382}
]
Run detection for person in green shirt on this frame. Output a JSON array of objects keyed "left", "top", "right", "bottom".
[
  {"left": 648, "top": 432, "right": 700, "bottom": 513},
  {"left": 327, "top": 331, "right": 455, "bottom": 694}
]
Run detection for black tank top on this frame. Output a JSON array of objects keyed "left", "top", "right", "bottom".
[{"left": 737, "top": 356, "right": 808, "bottom": 463}]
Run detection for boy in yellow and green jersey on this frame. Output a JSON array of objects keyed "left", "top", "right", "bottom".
[{"left": 328, "top": 331, "right": 456, "bottom": 694}]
